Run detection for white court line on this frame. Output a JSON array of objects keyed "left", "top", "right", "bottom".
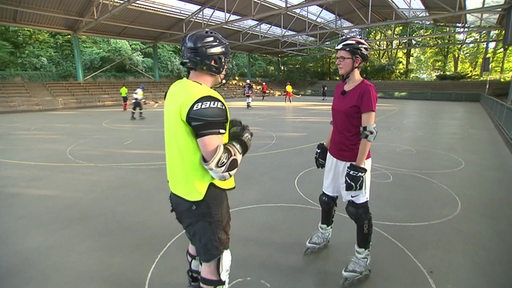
[
  {"left": 373, "top": 143, "right": 465, "bottom": 173},
  {"left": 295, "top": 167, "right": 438, "bottom": 288},
  {"left": 145, "top": 203, "right": 437, "bottom": 288},
  {"left": 144, "top": 203, "right": 319, "bottom": 288}
]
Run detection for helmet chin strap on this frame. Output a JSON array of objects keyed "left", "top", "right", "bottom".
[
  {"left": 341, "top": 71, "right": 351, "bottom": 82},
  {"left": 213, "top": 74, "right": 224, "bottom": 88},
  {"left": 341, "top": 60, "right": 361, "bottom": 82},
  {"left": 213, "top": 69, "right": 230, "bottom": 88},
  {"left": 341, "top": 66, "right": 356, "bottom": 82}
]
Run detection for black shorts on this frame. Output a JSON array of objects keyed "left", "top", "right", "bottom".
[
  {"left": 132, "top": 101, "right": 143, "bottom": 110},
  {"left": 169, "top": 184, "right": 231, "bottom": 263},
  {"left": 122, "top": 96, "right": 128, "bottom": 103}
]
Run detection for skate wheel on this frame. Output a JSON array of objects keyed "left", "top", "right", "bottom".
[
  {"left": 304, "top": 246, "right": 324, "bottom": 255},
  {"left": 304, "top": 241, "right": 329, "bottom": 255},
  {"left": 340, "top": 273, "right": 370, "bottom": 287},
  {"left": 304, "top": 248, "right": 315, "bottom": 255}
]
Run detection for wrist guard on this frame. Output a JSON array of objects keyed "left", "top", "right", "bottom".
[
  {"left": 229, "top": 119, "right": 253, "bottom": 155},
  {"left": 345, "top": 163, "right": 367, "bottom": 191},
  {"left": 314, "top": 142, "right": 328, "bottom": 169}
]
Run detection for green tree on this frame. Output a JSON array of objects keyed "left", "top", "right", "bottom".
[
  {"left": 0, "top": 25, "right": 510, "bottom": 82},
  {"left": 0, "top": 40, "right": 15, "bottom": 70},
  {"left": 157, "top": 44, "right": 186, "bottom": 78}
]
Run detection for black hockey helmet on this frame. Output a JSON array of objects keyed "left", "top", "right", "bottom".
[
  {"left": 335, "top": 37, "right": 370, "bottom": 62},
  {"left": 180, "top": 29, "right": 231, "bottom": 75}
]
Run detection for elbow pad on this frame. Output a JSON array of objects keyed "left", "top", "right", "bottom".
[
  {"left": 361, "top": 123, "right": 377, "bottom": 142},
  {"left": 202, "top": 143, "right": 243, "bottom": 181}
]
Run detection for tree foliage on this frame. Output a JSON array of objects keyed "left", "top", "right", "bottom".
[{"left": 0, "top": 25, "right": 510, "bottom": 82}]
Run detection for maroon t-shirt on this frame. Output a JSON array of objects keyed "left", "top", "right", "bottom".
[{"left": 330, "top": 79, "right": 377, "bottom": 162}]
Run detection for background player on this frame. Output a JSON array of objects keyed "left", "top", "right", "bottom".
[
  {"left": 120, "top": 85, "right": 128, "bottom": 110},
  {"left": 261, "top": 82, "right": 268, "bottom": 100},
  {"left": 285, "top": 82, "right": 293, "bottom": 103},
  {"left": 243, "top": 79, "right": 254, "bottom": 109},
  {"left": 321, "top": 83, "right": 328, "bottom": 100},
  {"left": 131, "top": 85, "right": 145, "bottom": 120}
]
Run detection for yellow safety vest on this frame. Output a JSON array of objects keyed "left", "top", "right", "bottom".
[
  {"left": 120, "top": 86, "right": 128, "bottom": 96},
  {"left": 164, "top": 78, "right": 235, "bottom": 201}
]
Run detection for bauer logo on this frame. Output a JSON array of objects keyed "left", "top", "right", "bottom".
[{"left": 193, "top": 101, "right": 225, "bottom": 110}]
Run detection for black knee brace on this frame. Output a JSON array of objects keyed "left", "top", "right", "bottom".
[
  {"left": 345, "top": 201, "right": 373, "bottom": 249},
  {"left": 186, "top": 250, "right": 200, "bottom": 286},
  {"left": 200, "top": 277, "right": 225, "bottom": 287},
  {"left": 319, "top": 192, "right": 338, "bottom": 227}
]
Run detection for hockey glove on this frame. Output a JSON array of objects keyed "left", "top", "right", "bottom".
[
  {"left": 314, "top": 143, "right": 328, "bottom": 169},
  {"left": 229, "top": 119, "right": 253, "bottom": 155},
  {"left": 345, "top": 163, "right": 367, "bottom": 191}
]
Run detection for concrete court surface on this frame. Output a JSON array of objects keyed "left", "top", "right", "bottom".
[{"left": 0, "top": 95, "right": 511, "bottom": 288}]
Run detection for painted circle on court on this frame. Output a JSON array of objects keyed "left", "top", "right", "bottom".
[
  {"left": 373, "top": 143, "right": 464, "bottom": 173},
  {"left": 296, "top": 168, "right": 460, "bottom": 226},
  {"left": 147, "top": 204, "right": 436, "bottom": 288}
]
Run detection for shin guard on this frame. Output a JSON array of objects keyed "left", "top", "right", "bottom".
[
  {"left": 319, "top": 192, "right": 338, "bottom": 227},
  {"left": 345, "top": 201, "right": 373, "bottom": 250}
]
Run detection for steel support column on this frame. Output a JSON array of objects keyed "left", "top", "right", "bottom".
[
  {"left": 247, "top": 53, "right": 252, "bottom": 80},
  {"left": 71, "top": 34, "right": 84, "bottom": 82},
  {"left": 153, "top": 43, "right": 160, "bottom": 81}
]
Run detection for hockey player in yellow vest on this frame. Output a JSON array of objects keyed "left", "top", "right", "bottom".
[
  {"left": 119, "top": 85, "right": 128, "bottom": 110},
  {"left": 164, "top": 29, "right": 253, "bottom": 288}
]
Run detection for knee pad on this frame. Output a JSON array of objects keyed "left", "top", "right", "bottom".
[
  {"left": 200, "top": 277, "right": 226, "bottom": 288},
  {"left": 345, "top": 201, "right": 371, "bottom": 225},
  {"left": 345, "top": 201, "right": 373, "bottom": 249},
  {"left": 319, "top": 192, "right": 338, "bottom": 227}
]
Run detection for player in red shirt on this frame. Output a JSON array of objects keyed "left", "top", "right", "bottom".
[
  {"left": 305, "top": 37, "right": 378, "bottom": 287},
  {"left": 261, "top": 82, "right": 268, "bottom": 100}
]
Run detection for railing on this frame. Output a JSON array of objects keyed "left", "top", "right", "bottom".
[{"left": 480, "top": 94, "right": 512, "bottom": 149}]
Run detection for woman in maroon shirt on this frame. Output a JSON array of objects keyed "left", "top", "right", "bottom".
[{"left": 305, "top": 37, "right": 378, "bottom": 287}]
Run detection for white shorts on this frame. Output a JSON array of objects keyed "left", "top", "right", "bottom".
[{"left": 322, "top": 153, "right": 372, "bottom": 204}]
